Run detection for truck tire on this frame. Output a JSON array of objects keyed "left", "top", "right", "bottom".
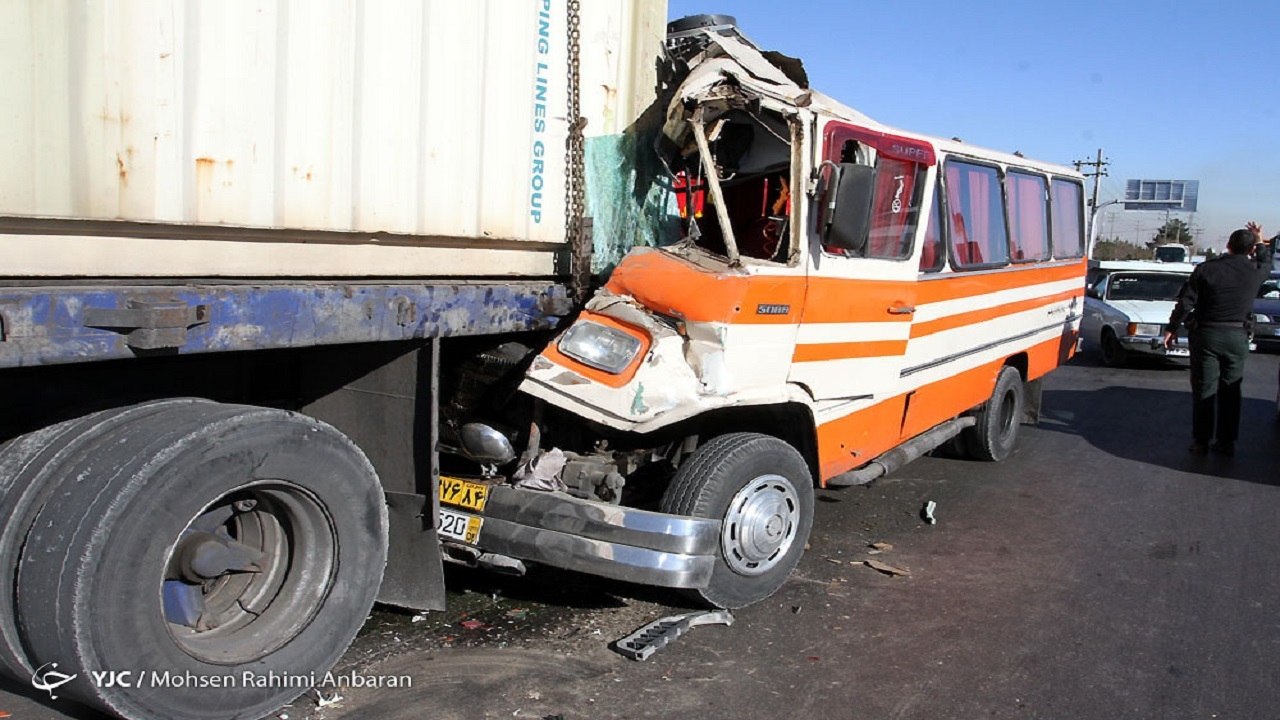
[
  {"left": 13, "top": 400, "right": 388, "bottom": 720},
  {"left": 963, "top": 366, "right": 1025, "bottom": 462},
  {"left": 661, "top": 433, "right": 813, "bottom": 609},
  {"left": 0, "top": 399, "right": 210, "bottom": 679}
]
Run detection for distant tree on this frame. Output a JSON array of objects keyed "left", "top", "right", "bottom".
[
  {"left": 1092, "top": 237, "right": 1147, "bottom": 261},
  {"left": 1146, "top": 218, "right": 1194, "bottom": 248}
]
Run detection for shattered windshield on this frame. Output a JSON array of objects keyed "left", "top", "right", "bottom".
[{"left": 671, "top": 109, "right": 794, "bottom": 263}]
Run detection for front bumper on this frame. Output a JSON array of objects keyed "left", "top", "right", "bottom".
[
  {"left": 1121, "top": 334, "right": 1189, "bottom": 358},
  {"left": 470, "top": 485, "right": 720, "bottom": 589},
  {"left": 1253, "top": 321, "right": 1280, "bottom": 345}
]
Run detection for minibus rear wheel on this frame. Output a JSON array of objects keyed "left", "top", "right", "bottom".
[{"left": 964, "top": 366, "right": 1025, "bottom": 462}]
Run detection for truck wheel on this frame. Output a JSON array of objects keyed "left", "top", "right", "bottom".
[
  {"left": 0, "top": 399, "right": 211, "bottom": 680},
  {"left": 13, "top": 401, "right": 388, "bottom": 720},
  {"left": 661, "top": 433, "right": 813, "bottom": 609},
  {"left": 964, "top": 366, "right": 1025, "bottom": 462},
  {"left": 1101, "top": 328, "right": 1128, "bottom": 367}
]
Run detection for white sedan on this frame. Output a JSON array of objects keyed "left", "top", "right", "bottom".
[{"left": 1082, "top": 263, "right": 1193, "bottom": 367}]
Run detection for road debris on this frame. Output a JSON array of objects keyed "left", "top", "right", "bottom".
[
  {"left": 867, "top": 542, "right": 894, "bottom": 554},
  {"left": 612, "top": 610, "right": 734, "bottom": 661},
  {"left": 863, "top": 559, "right": 911, "bottom": 577},
  {"left": 314, "top": 689, "right": 343, "bottom": 708},
  {"left": 923, "top": 500, "right": 938, "bottom": 525}
]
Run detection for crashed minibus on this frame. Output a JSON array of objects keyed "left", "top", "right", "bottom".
[{"left": 445, "top": 15, "right": 1088, "bottom": 610}]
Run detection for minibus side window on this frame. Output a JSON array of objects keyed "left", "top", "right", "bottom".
[
  {"left": 919, "top": 182, "right": 945, "bottom": 273},
  {"left": 1050, "top": 179, "right": 1085, "bottom": 258},
  {"left": 1006, "top": 171, "right": 1050, "bottom": 262},
  {"left": 945, "top": 161, "right": 1009, "bottom": 269}
]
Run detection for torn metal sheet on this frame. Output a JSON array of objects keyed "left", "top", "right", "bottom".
[
  {"left": 612, "top": 610, "right": 734, "bottom": 661},
  {"left": 673, "top": 28, "right": 808, "bottom": 107}
]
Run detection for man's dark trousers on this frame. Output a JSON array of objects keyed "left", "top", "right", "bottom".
[{"left": 1188, "top": 325, "right": 1250, "bottom": 444}]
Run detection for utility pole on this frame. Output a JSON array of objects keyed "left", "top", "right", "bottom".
[{"left": 1073, "top": 148, "right": 1109, "bottom": 211}]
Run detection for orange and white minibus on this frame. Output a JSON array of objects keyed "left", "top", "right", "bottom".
[{"left": 445, "top": 16, "right": 1087, "bottom": 611}]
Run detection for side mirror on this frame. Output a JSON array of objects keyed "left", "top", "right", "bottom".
[
  {"left": 1086, "top": 286, "right": 1101, "bottom": 300},
  {"left": 821, "top": 163, "right": 876, "bottom": 254}
]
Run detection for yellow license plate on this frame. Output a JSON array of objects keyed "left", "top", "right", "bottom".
[
  {"left": 439, "top": 475, "right": 490, "bottom": 512},
  {"left": 438, "top": 508, "right": 483, "bottom": 544}
]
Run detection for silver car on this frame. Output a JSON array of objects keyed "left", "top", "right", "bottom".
[{"left": 1082, "top": 263, "right": 1193, "bottom": 367}]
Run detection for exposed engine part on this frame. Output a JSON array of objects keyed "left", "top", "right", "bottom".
[
  {"left": 560, "top": 451, "right": 626, "bottom": 504},
  {"left": 440, "top": 341, "right": 532, "bottom": 435}
]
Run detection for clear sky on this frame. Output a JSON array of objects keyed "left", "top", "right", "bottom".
[{"left": 667, "top": 0, "right": 1280, "bottom": 251}]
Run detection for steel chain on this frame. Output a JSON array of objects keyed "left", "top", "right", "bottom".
[{"left": 564, "top": 0, "right": 588, "bottom": 298}]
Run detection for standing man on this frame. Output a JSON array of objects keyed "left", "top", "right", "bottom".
[{"left": 1163, "top": 222, "right": 1274, "bottom": 455}]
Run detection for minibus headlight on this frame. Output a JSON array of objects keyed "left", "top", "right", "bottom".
[{"left": 558, "top": 321, "right": 644, "bottom": 374}]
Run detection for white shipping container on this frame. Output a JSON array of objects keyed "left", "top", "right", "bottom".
[{"left": 0, "top": 0, "right": 666, "bottom": 277}]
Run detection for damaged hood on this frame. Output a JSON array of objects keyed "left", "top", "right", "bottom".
[
  {"left": 675, "top": 30, "right": 809, "bottom": 106},
  {"left": 663, "top": 28, "right": 810, "bottom": 143},
  {"left": 662, "top": 26, "right": 874, "bottom": 150}
]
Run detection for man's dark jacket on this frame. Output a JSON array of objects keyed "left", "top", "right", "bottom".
[{"left": 1168, "top": 244, "right": 1275, "bottom": 332}]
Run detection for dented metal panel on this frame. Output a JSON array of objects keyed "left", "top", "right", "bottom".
[{"left": 0, "top": 0, "right": 665, "bottom": 277}]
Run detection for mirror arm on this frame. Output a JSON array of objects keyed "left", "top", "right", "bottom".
[
  {"left": 691, "top": 113, "right": 741, "bottom": 266},
  {"left": 813, "top": 160, "right": 842, "bottom": 239}
]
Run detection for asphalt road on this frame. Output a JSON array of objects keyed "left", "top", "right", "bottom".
[{"left": 4, "top": 348, "right": 1279, "bottom": 720}]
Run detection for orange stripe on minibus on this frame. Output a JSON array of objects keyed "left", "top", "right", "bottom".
[
  {"left": 792, "top": 340, "right": 909, "bottom": 363},
  {"left": 793, "top": 340, "right": 910, "bottom": 363},
  {"left": 605, "top": 249, "right": 806, "bottom": 324},
  {"left": 815, "top": 333, "right": 1076, "bottom": 484},
  {"left": 605, "top": 248, "right": 1086, "bottom": 326},
  {"left": 910, "top": 289, "right": 1081, "bottom": 339},
  {"left": 914, "top": 260, "right": 1085, "bottom": 305}
]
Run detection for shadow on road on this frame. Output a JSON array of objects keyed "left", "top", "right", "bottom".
[{"left": 1041, "top": 380, "right": 1280, "bottom": 485}]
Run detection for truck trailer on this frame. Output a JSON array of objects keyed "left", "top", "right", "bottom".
[{"left": 1, "top": 1, "right": 666, "bottom": 718}]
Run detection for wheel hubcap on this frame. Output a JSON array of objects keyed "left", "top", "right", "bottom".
[
  {"left": 163, "top": 482, "right": 337, "bottom": 664},
  {"left": 722, "top": 474, "right": 800, "bottom": 576}
]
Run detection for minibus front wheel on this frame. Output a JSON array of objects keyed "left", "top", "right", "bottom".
[{"left": 661, "top": 433, "right": 814, "bottom": 609}]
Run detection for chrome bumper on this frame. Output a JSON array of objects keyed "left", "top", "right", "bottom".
[
  {"left": 473, "top": 485, "right": 720, "bottom": 589},
  {"left": 1124, "top": 335, "right": 1190, "bottom": 357}
]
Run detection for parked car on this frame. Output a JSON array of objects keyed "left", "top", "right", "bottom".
[
  {"left": 1083, "top": 262, "right": 1193, "bottom": 367},
  {"left": 1252, "top": 272, "right": 1280, "bottom": 350}
]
